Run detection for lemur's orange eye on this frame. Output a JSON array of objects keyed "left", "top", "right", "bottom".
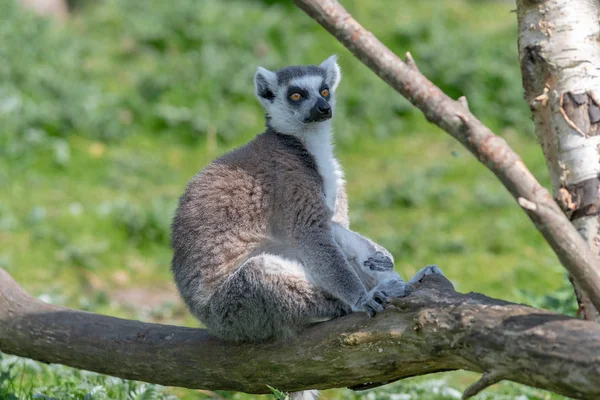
[
  {"left": 321, "top": 88, "right": 329, "bottom": 97},
  {"left": 289, "top": 92, "right": 302, "bottom": 101}
]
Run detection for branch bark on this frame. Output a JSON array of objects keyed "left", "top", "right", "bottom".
[
  {"left": 516, "top": 0, "right": 600, "bottom": 322},
  {"left": 1, "top": 268, "right": 599, "bottom": 399},
  {"left": 292, "top": 0, "right": 600, "bottom": 312}
]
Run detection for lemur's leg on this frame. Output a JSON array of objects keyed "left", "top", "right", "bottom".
[
  {"left": 207, "top": 254, "right": 350, "bottom": 343},
  {"left": 331, "top": 222, "right": 408, "bottom": 297},
  {"left": 293, "top": 223, "right": 388, "bottom": 317}
]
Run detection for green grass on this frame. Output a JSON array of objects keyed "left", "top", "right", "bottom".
[{"left": 0, "top": 0, "right": 577, "bottom": 398}]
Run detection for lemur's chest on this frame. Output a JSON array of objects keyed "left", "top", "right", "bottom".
[{"left": 303, "top": 133, "right": 342, "bottom": 212}]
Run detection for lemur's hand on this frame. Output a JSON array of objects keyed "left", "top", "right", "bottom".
[
  {"left": 354, "top": 289, "right": 389, "bottom": 317},
  {"left": 364, "top": 250, "right": 394, "bottom": 272},
  {"left": 354, "top": 280, "right": 409, "bottom": 317}
]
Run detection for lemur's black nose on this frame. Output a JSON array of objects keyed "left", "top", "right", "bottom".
[
  {"left": 308, "top": 98, "right": 332, "bottom": 122},
  {"left": 318, "top": 103, "right": 331, "bottom": 115}
]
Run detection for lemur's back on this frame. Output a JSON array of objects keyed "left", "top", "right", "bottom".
[{"left": 171, "top": 129, "right": 322, "bottom": 321}]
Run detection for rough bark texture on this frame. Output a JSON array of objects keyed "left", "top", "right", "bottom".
[
  {"left": 292, "top": 0, "right": 600, "bottom": 313},
  {"left": 516, "top": 0, "right": 600, "bottom": 321},
  {"left": 1, "top": 268, "right": 599, "bottom": 399}
]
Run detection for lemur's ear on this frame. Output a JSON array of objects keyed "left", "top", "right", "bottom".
[
  {"left": 320, "top": 55, "right": 341, "bottom": 91},
  {"left": 254, "top": 67, "right": 277, "bottom": 105}
]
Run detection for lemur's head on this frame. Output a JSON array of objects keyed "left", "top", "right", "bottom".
[{"left": 254, "top": 55, "right": 341, "bottom": 136}]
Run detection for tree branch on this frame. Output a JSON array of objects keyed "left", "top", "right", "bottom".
[
  {"left": 462, "top": 371, "right": 504, "bottom": 400},
  {"left": 292, "top": 0, "right": 600, "bottom": 312},
  {"left": 1, "top": 268, "right": 599, "bottom": 398}
]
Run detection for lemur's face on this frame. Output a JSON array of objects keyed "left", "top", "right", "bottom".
[{"left": 254, "top": 55, "right": 341, "bottom": 136}]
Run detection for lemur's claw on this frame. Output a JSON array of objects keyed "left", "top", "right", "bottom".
[{"left": 364, "top": 251, "right": 394, "bottom": 272}]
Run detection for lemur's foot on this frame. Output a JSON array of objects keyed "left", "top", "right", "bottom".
[
  {"left": 364, "top": 251, "right": 394, "bottom": 272},
  {"left": 408, "top": 264, "right": 444, "bottom": 286}
]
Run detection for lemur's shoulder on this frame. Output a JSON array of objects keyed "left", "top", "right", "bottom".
[{"left": 207, "top": 128, "right": 323, "bottom": 185}]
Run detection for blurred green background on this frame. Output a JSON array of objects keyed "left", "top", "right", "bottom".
[{"left": 0, "top": 0, "right": 577, "bottom": 399}]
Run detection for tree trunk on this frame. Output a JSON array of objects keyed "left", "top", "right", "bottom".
[
  {"left": 1, "top": 268, "right": 599, "bottom": 399},
  {"left": 517, "top": 0, "right": 600, "bottom": 321}
]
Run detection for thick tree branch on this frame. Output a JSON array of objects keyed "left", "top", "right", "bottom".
[
  {"left": 1, "top": 268, "right": 599, "bottom": 399},
  {"left": 292, "top": 0, "right": 600, "bottom": 311}
]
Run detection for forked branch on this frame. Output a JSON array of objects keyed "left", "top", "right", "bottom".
[
  {"left": 0, "top": 268, "right": 599, "bottom": 399},
  {"left": 292, "top": 0, "right": 600, "bottom": 311}
]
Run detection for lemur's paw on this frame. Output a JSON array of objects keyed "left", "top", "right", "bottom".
[
  {"left": 408, "top": 264, "right": 444, "bottom": 286},
  {"left": 354, "top": 289, "right": 389, "bottom": 317},
  {"left": 364, "top": 251, "right": 394, "bottom": 272},
  {"left": 375, "top": 278, "right": 410, "bottom": 298}
]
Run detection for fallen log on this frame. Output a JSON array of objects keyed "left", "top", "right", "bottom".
[{"left": 1, "top": 268, "right": 598, "bottom": 399}]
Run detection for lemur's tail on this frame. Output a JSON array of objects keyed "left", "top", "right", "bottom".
[{"left": 289, "top": 390, "right": 319, "bottom": 400}]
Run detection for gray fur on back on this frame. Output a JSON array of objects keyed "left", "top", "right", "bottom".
[{"left": 171, "top": 128, "right": 348, "bottom": 342}]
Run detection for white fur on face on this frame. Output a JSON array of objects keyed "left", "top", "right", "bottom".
[
  {"left": 265, "top": 87, "right": 307, "bottom": 136},
  {"left": 266, "top": 75, "right": 334, "bottom": 136},
  {"left": 289, "top": 75, "right": 325, "bottom": 94}
]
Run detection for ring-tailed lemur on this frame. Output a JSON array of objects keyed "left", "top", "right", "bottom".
[{"left": 171, "top": 55, "right": 443, "bottom": 399}]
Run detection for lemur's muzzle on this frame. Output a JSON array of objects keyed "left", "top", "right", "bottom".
[{"left": 307, "top": 98, "right": 332, "bottom": 122}]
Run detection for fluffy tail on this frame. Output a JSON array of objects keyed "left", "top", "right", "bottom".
[{"left": 289, "top": 390, "right": 319, "bottom": 400}]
